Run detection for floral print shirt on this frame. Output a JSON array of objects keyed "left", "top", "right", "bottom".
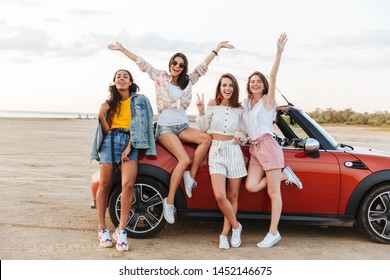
[{"left": 136, "top": 57, "right": 208, "bottom": 114}]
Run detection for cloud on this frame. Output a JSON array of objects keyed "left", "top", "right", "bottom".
[
  {"left": 68, "top": 8, "right": 113, "bottom": 17},
  {"left": 301, "top": 30, "right": 390, "bottom": 69}
]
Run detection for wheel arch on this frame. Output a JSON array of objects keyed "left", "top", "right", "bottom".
[
  {"left": 138, "top": 164, "right": 188, "bottom": 209},
  {"left": 344, "top": 170, "right": 390, "bottom": 215}
]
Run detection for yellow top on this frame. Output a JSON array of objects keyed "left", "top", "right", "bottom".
[{"left": 111, "top": 98, "right": 131, "bottom": 130}]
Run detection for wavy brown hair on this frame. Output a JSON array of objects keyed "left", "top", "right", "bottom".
[
  {"left": 107, "top": 69, "right": 139, "bottom": 121},
  {"left": 214, "top": 73, "right": 241, "bottom": 108}
]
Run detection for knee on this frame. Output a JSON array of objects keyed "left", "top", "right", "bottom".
[
  {"left": 267, "top": 189, "right": 281, "bottom": 200},
  {"left": 245, "top": 182, "right": 257, "bottom": 193},
  {"left": 178, "top": 156, "right": 191, "bottom": 168},
  {"left": 200, "top": 133, "right": 212, "bottom": 145},
  {"left": 227, "top": 191, "right": 238, "bottom": 203},
  {"left": 214, "top": 194, "right": 227, "bottom": 205},
  {"left": 122, "top": 180, "right": 134, "bottom": 192},
  {"left": 98, "top": 181, "right": 112, "bottom": 194}
]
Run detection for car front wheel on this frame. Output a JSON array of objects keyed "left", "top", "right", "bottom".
[
  {"left": 357, "top": 184, "right": 390, "bottom": 244},
  {"left": 108, "top": 176, "right": 168, "bottom": 239}
]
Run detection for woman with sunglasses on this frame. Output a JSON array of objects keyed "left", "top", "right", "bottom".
[
  {"left": 241, "top": 33, "right": 302, "bottom": 248},
  {"left": 107, "top": 41, "right": 234, "bottom": 224}
]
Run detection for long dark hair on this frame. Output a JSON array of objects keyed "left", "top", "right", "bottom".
[
  {"left": 246, "top": 71, "right": 269, "bottom": 99},
  {"left": 214, "top": 73, "right": 241, "bottom": 108},
  {"left": 169, "top": 52, "right": 189, "bottom": 90},
  {"left": 107, "top": 69, "right": 139, "bottom": 121}
]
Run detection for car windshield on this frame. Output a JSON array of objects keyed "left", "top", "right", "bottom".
[{"left": 300, "top": 111, "right": 339, "bottom": 149}]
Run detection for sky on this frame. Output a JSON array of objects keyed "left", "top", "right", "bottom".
[{"left": 0, "top": 0, "right": 389, "bottom": 115}]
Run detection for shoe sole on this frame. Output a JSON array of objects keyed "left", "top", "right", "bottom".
[
  {"left": 99, "top": 243, "right": 113, "bottom": 248},
  {"left": 163, "top": 199, "right": 175, "bottom": 224},
  {"left": 286, "top": 168, "right": 303, "bottom": 189},
  {"left": 116, "top": 245, "right": 129, "bottom": 252},
  {"left": 257, "top": 236, "right": 281, "bottom": 248},
  {"left": 185, "top": 186, "right": 192, "bottom": 198},
  {"left": 219, "top": 245, "right": 230, "bottom": 249},
  {"left": 184, "top": 172, "right": 193, "bottom": 198},
  {"left": 231, "top": 223, "right": 242, "bottom": 248}
]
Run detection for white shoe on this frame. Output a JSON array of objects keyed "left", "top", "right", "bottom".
[
  {"left": 98, "top": 228, "right": 113, "bottom": 248},
  {"left": 219, "top": 235, "right": 230, "bottom": 249},
  {"left": 257, "top": 232, "right": 281, "bottom": 248},
  {"left": 163, "top": 198, "right": 176, "bottom": 224},
  {"left": 230, "top": 222, "right": 242, "bottom": 248},
  {"left": 183, "top": 171, "right": 196, "bottom": 198},
  {"left": 113, "top": 228, "right": 129, "bottom": 252},
  {"left": 283, "top": 166, "right": 303, "bottom": 189}
]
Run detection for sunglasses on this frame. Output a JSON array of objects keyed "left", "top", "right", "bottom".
[{"left": 171, "top": 60, "right": 185, "bottom": 69}]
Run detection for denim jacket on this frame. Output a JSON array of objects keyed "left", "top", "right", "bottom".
[{"left": 90, "top": 92, "right": 157, "bottom": 162}]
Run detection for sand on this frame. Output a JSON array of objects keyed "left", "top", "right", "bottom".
[{"left": 0, "top": 117, "right": 389, "bottom": 260}]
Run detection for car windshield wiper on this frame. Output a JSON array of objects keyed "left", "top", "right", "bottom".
[{"left": 338, "top": 143, "right": 354, "bottom": 151}]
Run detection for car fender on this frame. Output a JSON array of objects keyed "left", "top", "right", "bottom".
[
  {"left": 137, "top": 164, "right": 187, "bottom": 209},
  {"left": 344, "top": 170, "right": 390, "bottom": 215}
]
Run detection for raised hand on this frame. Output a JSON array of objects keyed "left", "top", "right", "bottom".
[
  {"left": 196, "top": 93, "right": 205, "bottom": 115},
  {"left": 107, "top": 42, "right": 124, "bottom": 51},
  {"left": 215, "top": 41, "right": 235, "bottom": 52},
  {"left": 277, "top": 33, "right": 288, "bottom": 52}
]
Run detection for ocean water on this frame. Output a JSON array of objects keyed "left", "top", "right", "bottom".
[{"left": 0, "top": 110, "right": 97, "bottom": 119}]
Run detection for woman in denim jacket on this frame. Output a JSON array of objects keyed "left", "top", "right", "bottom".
[
  {"left": 90, "top": 69, "right": 155, "bottom": 252},
  {"left": 108, "top": 41, "right": 234, "bottom": 224}
]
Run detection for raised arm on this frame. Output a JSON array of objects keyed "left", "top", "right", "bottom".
[
  {"left": 107, "top": 42, "right": 138, "bottom": 62},
  {"left": 203, "top": 41, "right": 235, "bottom": 66},
  {"left": 264, "top": 33, "right": 288, "bottom": 109}
]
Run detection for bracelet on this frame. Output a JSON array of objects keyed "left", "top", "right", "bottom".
[{"left": 212, "top": 50, "right": 218, "bottom": 56}]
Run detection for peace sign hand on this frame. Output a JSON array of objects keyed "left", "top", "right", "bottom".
[{"left": 196, "top": 93, "right": 205, "bottom": 115}]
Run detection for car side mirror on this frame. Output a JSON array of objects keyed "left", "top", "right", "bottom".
[{"left": 304, "top": 137, "right": 320, "bottom": 158}]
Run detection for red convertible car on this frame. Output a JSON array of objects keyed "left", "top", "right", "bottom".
[{"left": 90, "top": 105, "right": 390, "bottom": 244}]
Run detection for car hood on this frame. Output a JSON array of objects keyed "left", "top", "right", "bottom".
[
  {"left": 349, "top": 146, "right": 390, "bottom": 157},
  {"left": 346, "top": 146, "right": 390, "bottom": 172}
]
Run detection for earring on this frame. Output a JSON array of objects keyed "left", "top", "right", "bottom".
[{"left": 217, "top": 93, "right": 223, "bottom": 100}]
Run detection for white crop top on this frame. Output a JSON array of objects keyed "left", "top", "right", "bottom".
[
  {"left": 241, "top": 97, "right": 276, "bottom": 141},
  {"left": 196, "top": 105, "right": 245, "bottom": 137}
]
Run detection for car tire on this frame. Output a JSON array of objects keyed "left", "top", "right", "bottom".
[
  {"left": 108, "top": 176, "right": 168, "bottom": 239},
  {"left": 357, "top": 183, "right": 390, "bottom": 244}
]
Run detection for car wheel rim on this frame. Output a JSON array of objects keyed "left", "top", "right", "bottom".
[
  {"left": 367, "top": 191, "right": 390, "bottom": 240},
  {"left": 115, "top": 183, "right": 164, "bottom": 234}
]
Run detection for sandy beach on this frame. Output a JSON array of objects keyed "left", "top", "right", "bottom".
[{"left": 0, "top": 117, "right": 389, "bottom": 260}]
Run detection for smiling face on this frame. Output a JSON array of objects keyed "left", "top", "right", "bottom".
[
  {"left": 169, "top": 56, "right": 186, "bottom": 78},
  {"left": 247, "top": 71, "right": 268, "bottom": 99},
  {"left": 114, "top": 70, "right": 132, "bottom": 91},
  {"left": 249, "top": 74, "right": 264, "bottom": 95},
  {"left": 220, "top": 77, "right": 234, "bottom": 100},
  {"left": 215, "top": 73, "right": 240, "bottom": 107}
]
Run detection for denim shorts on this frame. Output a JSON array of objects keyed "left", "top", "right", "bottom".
[
  {"left": 99, "top": 130, "right": 138, "bottom": 164},
  {"left": 155, "top": 123, "right": 189, "bottom": 138}
]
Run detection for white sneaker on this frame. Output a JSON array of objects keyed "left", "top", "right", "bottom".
[
  {"left": 219, "top": 235, "right": 230, "bottom": 249},
  {"left": 283, "top": 166, "right": 303, "bottom": 189},
  {"left": 183, "top": 171, "right": 196, "bottom": 198},
  {"left": 257, "top": 232, "right": 281, "bottom": 248},
  {"left": 113, "top": 229, "right": 129, "bottom": 252},
  {"left": 98, "top": 228, "right": 113, "bottom": 248},
  {"left": 230, "top": 222, "right": 242, "bottom": 248},
  {"left": 163, "top": 198, "right": 176, "bottom": 224}
]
